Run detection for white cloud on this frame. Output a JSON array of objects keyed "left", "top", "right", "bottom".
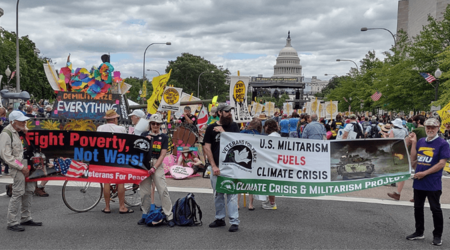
[{"left": 0, "top": 0, "right": 399, "bottom": 83}]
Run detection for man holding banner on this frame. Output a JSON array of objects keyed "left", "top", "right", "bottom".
[
  {"left": 407, "top": 118, "right": 449, "bottom": 246},
  {"left": 203, "top": 103, "right": 240, "bottom": 232}
]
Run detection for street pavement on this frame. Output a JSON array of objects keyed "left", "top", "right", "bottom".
[{"left": 1, "top": 175, "right": 450, "bottom": 249}]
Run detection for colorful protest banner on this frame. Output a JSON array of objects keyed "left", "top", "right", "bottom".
[
  {"left": 229, "top": 76, "right": 252, "bottom": 123},
  {"left": 159, "top": 86, "right": 182, "bottom": 111},
  {"left": 147, "top": 69, "right": 172, "bottom": 114},
  {"left": 51, "top": 92, "right": 128, "bottom": 120},
  {"left": 216, "top": 133, "right": 410, "bottom": 197},
  {"left": 437, "top": 102, "right": 450, "bottom": 133},
  {"left": 25, "top": 131, "right": 151, "bottom": 184}
]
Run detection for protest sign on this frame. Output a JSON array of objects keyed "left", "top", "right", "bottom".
[
  {"left": 437, "top": 102, "right": 450, "bottom": 133},
  {"left": 25, "top": 131, "right": 151, "bottom": 184},
  {"left": 160, "top": 87, "right": 182, "bottom": 111},
  {"left": 216, "top": 133, "right": 410, "bottom": 197},
  {"left": 325, "top": 101, "right": 338, "bottom": 120},
  {"left": 51, "top": 92, "right": 128, "bottom": 120},
  {"left": 229, "top": 76, "right": 252, "bottom": 123},
  {"left": 265, "top": 102, "right": 275, "bottom": 116},
  {"left": 283, "top": 103, "right": 292, "bottom": 115},
  {"left": 147, "top": 69, "right": 172, "bottom": 114}
]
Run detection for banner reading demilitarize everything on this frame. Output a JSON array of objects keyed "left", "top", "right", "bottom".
[
  {"left": 216, "top": 133, "right": 411, "bottom": 197},
  {"left": 24, "top": 130, "right": 151, "bottom": 184}
]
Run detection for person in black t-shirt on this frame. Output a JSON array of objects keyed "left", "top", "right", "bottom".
[
  {"left": 137, "top": 113, "right": 175, "bottom": 227},
  {"left": 204, "top": 103, "right": 240, "bottom": 232},
  {"left": 179, "top": 106, "right": 197, "bottom": 126}
]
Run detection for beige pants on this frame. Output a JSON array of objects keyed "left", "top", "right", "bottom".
[
  {"left": 140, "top": 160, "right": 173, "bottom": 221},
  {"left": 7, "top": 168, "right": 36, "bottom": 226}
]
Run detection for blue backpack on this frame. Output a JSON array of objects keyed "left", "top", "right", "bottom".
[
  {"left": 143, "top": 204, "right": 166, "bottom": 226},
  {"left": 172, "top": 193, "right": 202, "bottom": 226}
]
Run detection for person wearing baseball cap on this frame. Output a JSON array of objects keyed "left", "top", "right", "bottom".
[
  {"left": 128, "top": 110, "right": 146, "bottom": 135},
  {"left": 0, "top": 111, "right": 42, "bottom": 232},
  {"left": 406, "top": 118, "right": 449, "bottom": 245},
  {"left": 203, "top": 103, "right": 241, "bottom": 232}
]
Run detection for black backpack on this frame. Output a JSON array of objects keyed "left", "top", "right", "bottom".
[
  {"left": 172, "top": 193, "right": 202, "bottom": 226},
  {"left": 369, "top": 123, "right": 381, "bottom": 138},
  {"left": 352, "top": 123, "right": 364, "bottom": 139}
]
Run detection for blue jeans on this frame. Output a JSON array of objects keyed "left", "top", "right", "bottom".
[{"left": 210, "top": 175, "right": 240, "bottom": 225}]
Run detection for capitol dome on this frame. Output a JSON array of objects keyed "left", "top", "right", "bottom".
[{"left": 273, "top": 32, "right": 302, "bottom": 77}]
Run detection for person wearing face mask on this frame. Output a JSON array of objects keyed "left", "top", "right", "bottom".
[{"left": 0, "top": 111, "right": 43, "bottom": 232}]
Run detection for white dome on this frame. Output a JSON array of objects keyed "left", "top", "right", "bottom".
[{"left": 273, "top": 32, "right": 302, "bottom": 77}]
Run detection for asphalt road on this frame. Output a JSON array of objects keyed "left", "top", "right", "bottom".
[{"left": 0, "top": 182, "right": 449, "bottom": 250}]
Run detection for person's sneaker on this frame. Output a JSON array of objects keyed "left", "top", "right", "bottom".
[
  {"left": 406, "top": 232, "right": 425, "bottom": 240},
  {"left": 209, "top": 219, "right": 226, "bottom": 228},
  {"left": 137, "top": 218, "right": 146, "bottom": 225},
  {"left": 6, "top": 184, "right": 12, "bottom": 197},
  {"left": 7, "top": 224, "right": 25, "bottom": 232},
  {"left": 168, "top": 220, "right": 175, "bottom": 227},
  {"left": 34, "top": 187, "right": 49, "bottom": 197},
  {"left": 262, "top": 202, "right": 277, "bottom": 210},
  {"left": 387, "top": 192, "right": 400, "bottom": 201},
  {"left": 20, "top": 220, "right": 42, "bottom": 226},
  {"left": 432, "top": 236, "right": 442, "bottom": 246},
  {"left": 228, "top": 224, "right": 239, "bottom": 232}
]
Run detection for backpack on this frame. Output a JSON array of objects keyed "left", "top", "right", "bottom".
[
  {"left": 361, "top": 121, "right": 371, "bottom": 132},
  {"left": 172, "top": 193, "right": 202, "bottom": 226},
  {"left": 369, "top": 123, "right": 381, "bottom": 138},
  {"left": 352, "top": 123, "right": 364, "bottom": 139},
  {"left": 143, "top": 204, "right": 166, "bottom": 226}
]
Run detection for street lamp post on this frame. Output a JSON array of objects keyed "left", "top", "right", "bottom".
[
  {"left": 139, "top": 90, "right": 143, "bottom": 104},
  {"left": 361, "top": 27, "right": 396, "bottom": 47},
  {"left": 435, "top": 68, "right": 442, "bottom": 101},
  {"left": 5, "top": 65, "right": 11, "bottom": 89},
  {"left": 143, "top": 42, "right": 171, "bottom": 81},
  {"left": 336, "top": 59, "right": 359, "bottom": 72},
  {"left": 16, "top": 0, "right": 20, "bottom": 92},
  {"left": 197, "top": 70, "right": 214, "bottom": 97},
  {"left": 146, "top": 69, "right": 161, "bottom": 76}
]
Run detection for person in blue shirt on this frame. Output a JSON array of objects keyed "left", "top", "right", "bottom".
[
  {"left": 279, "top": 114, "right": 290, "bottom": 137},
  {"left": 301, "top": 114, "right": 326, "bottom": 140},
  {"left": 289, "top": 112, "right": 300, "bottom": 138}
]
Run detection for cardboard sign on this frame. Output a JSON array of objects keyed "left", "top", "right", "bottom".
[
  {"left": 160, "top": 87, "right": 182, "bottom": 111},
  {"left": 170, "top": 165, "right": 194, "bottom": 179}
]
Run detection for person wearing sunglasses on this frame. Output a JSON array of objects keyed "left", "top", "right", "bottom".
[{"left": 138, "top": 113, "right": 175, "bottom": 227}]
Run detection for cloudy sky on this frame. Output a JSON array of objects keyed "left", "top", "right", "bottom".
[{"left": 0, "top": 0, "right": 398, "bottom": 82}]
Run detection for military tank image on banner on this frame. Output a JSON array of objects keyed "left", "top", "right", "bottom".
[{"left": 335, "top": 152, "right": 375, "bottom": 180}]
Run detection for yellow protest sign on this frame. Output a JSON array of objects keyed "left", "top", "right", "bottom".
[
  {"left": 437, "top": 102, "right": 450, "bottom": 133},
  {"left": 147, "top": 69, "right": 172, "bottom": 114},
  {"left": 233, "top": 81, "right": 246, "bottom": 103},
  {"left": 163, "top": 87, "right": 180, "bottom": 105}
]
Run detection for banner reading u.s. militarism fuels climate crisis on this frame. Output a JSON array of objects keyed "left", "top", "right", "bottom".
[{"left": 216, "top": 133, "right": 411, "bottom": 197}]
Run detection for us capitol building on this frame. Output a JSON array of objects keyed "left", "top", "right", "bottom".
[{"left": 249, "top": 32, "right": 328, "bottom": 104}]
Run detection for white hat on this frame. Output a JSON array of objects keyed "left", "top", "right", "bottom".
[
  {"left": 9, "top": 111, "right": 30, "bottom": 122},
  {"left": 128, "top": 110, "right": 146, "bottom": 118},
  {"left": 149, "top": 113, "right": 163, "bottom": 124},
  {"left": 424, "top": 118, "right": 440, "bottom": 127},
  {"left": 392, "top": 118, "right": 403, "bottom": 128}
]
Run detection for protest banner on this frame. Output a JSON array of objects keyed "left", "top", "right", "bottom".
[
  {"left": 325, "top": 101, "right": 338, "bottom": 120},
  {"left": 25, "top": 130, "right": 151, "bottom": 184},
  {"left": 253, "top": 102, "right": 263, "bottom": 116},
  {"left": 283, "top": 103, "right": 292, "bottom": 115},
  {"left": 160, "top": 86, "right": 183, "bottom": 111},
  {"left": 51, "top": 92, "right": 128, "bottom": 120},
  {"left": 229, "top": 76, "right": 252, "bottom": 123},
  {"left": 147, "top": 69, "right": 172, "bottom": 114},
  {"left": 265, "top": 102, "right": 275, "bottom": 116},
  {"left": 437, "top": 101, "right": 450, "bottom": 133},
  {"left": 216, "top": 133, "right": 410, "bottom": 197}
]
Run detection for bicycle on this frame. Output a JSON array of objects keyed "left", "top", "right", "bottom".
[{"left": 62, "top": 181, "right": 141, "bottom": 212}]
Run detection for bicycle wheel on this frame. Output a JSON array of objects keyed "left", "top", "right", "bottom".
[
  {"left": 124, "top": 183, "right": 141, "bottom": 207},
  {"left": 62, "top": 181, "right": 103, "bottom": 212}
]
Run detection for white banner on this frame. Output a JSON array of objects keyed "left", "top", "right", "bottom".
[
  {"left": 283, "top": 103, "right": 293, "bottom": 115},
  {"left": 325, "top": 101, "right": 338, "bottom": 120},
  {"left": 174, "top": 92, "right": 201, "bottom": 118},
  {"left": 265, "top": 102, "right": 275, "bottom": 117},
  {"left": 229, "top": 76, "right": 252, "bottom": 123}
]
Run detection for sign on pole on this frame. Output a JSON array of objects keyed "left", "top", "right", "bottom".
[{"left": 229, "top": 76, "right": 252, "bottom": 123}]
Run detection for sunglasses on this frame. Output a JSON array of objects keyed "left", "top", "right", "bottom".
[
  {"left": 150, "top": 123, "right": 161, "bottom": 126},
  {"left": 222, "top": 110, "right": 231, "bottom": 113}
]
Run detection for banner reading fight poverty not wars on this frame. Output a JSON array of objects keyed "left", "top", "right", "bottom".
[
  {"left": 24, "top": 130, "right": 151, "bottom": 184},
  {"left": 216, "top": 133, "right": 411, "bottom": 197}
]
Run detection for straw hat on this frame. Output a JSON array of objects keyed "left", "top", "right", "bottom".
[
  {"left": 381, "top": 124, "right": 391, "bottom": 133},
  {"left": 258, "top": 113, "right": 268, "bottom": 120},
  {"left": 103, "top": 109, "right": 120, "bottom": 119}
]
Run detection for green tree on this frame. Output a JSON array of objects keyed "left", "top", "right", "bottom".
[
  {"left": 0, "top": 29, "right": 54, "bottom": 99},
  {"left": 165, "top": 53, "right": 230, "bottom": 102}
]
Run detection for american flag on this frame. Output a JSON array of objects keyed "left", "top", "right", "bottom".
[
  {"left": 420, "top": 72, "right": 436, "bottom": 83},
  {"left": 371, "top": 91, "right": 382, "bottom": 102},
  {"left": 58, "top": 158, "right": 88, "bottom": 177}
]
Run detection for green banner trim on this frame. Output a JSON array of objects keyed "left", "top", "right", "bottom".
[{"left": 216, "top": 174, "right": 411, "bottom": 197}]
